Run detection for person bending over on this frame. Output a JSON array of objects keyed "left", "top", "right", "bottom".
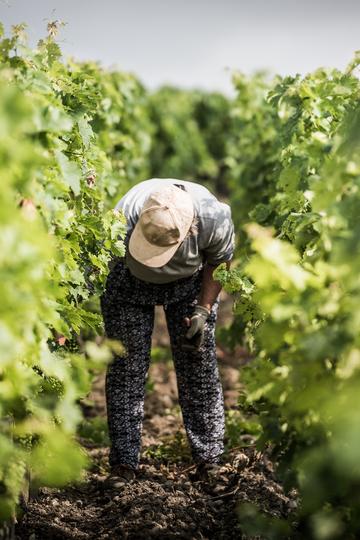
[{"left": 100, "top": 178, "right": 235, "bottom": 485}]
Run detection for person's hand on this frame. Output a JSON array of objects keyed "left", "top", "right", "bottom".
[{"left": 182, "top": 305, "right": 211, "bottom": 352}]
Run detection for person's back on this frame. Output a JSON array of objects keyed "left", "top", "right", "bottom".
[{"left": 116, "top": 178, "right": 234, "bottom": 283}]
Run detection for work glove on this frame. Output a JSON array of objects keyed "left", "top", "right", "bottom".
[{"left": 182, "top": 305, "right": 211, "bottom": 352}]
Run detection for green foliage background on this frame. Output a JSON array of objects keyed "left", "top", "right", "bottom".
[
  {"left": 0, "top": 22, "right": 152, "bottom": 518},
  {"left": 2, "top": 20, "right": 360, "bottom": 540},
  {"left": 216, "top": 57, "right": 360, "bottom": 539}
]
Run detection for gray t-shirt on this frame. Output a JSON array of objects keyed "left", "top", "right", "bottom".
[{"left": 115, "top": 178, "right": 235, "bottom": 284}]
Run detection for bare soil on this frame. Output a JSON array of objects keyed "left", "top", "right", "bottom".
[{"left": 16, "top": 304, "right": 296, "bottom": 539}]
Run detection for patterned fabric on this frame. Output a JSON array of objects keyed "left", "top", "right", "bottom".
[{"left": 100, "top": 258, "right": 225, "bottom": 469}]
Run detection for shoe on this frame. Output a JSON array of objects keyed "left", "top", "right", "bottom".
[
  {"left": 104, "top": 464, "right": 136, "bottom": 489},
  {"left": 190, "top": 462, "right": 223, "bottom": 483}
]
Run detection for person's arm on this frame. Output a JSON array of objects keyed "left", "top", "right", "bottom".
[
  {"left": 183, "top": 203, "right": 235, "bottom": 349},
  {"left": 184, "top": 260, "right": 231, "bottom": 343}
]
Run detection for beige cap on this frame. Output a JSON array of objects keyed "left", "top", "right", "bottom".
[{"left": 129, "top": 185, "right": 194, "bottom": 268}]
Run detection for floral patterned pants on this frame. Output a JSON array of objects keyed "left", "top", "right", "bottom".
[{"left": 100, "top": 259, "right": 225, "bottom": 469}]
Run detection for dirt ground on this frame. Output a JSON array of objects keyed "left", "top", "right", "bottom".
[{"left": 16, "top": 303, "right": 297, "bottom": 539}]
